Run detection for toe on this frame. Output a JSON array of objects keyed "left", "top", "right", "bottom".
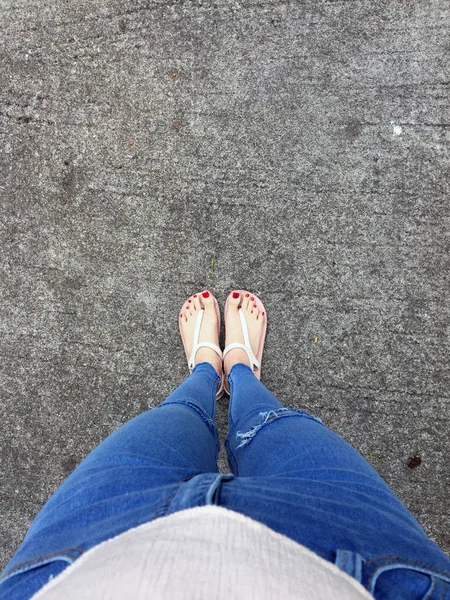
[
  {"left": 242, "top": 291, "right": 253, "bottom": 310},
  {"left": 191, "top": 293, "right": 201, "bottom": 311},
  {"left": 228, "top": 290, "right": 241, "bottom": 309},
  {"left": 243, "top": 292, "right": 255, "bottom": 313},
  {"left": 181, "top": 299, "right": 192, "bottom": 318},
  {"left": 200, "top": 289, "right": 214, "bottom": 309}
]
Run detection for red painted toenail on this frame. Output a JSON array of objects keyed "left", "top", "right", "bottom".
[
  {"left": 262, "top": 312, "right": 265, "bottom": 316},
  {"left": 250, "top": 296, "right": 255, "bottom": 301},
  {"left": 193, "top": 294, "right": 197, "bottom": 298},
  {"left": 245, "top": 293, "right": 249, "bottom": 297},
  {"left": 186, "top": 306, "right": 189, "bottom": 309},
  {"left": 180, "top": 314, "right": 183, "bottom": 318},
  {"left": 254, "top": 304, "right": 257, "bottom": 308},
  {"left": 232, "top": 291, "right": 240, "bottom": 299},
  {"left": 202, "top": 291, "right": 210, "bottom": 298},
  {"left": 188, "top": 299, "right": 192, "bottom": 303}
]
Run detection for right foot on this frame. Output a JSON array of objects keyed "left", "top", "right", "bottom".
[
  {"left": 224, "top": 290, "right": 265, "bottom": 377},
  {"left": 179, "top": 290, "right": 222, "bottom": 377}
]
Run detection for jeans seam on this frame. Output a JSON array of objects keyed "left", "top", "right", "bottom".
[
  {"left": 365, "top": 562, "right": 450, "bottom": 593},
  {"left": 151, "top": 480, "right": 186, "bottom": 519},
  {"left": 191, "top": 363, "right": 220, "bottom": 418},
  {"left": 225, "top": 439, "right": 239, "bottom": 476},
  {"left": 0, "top": 547, "right": 84, "bottom": 581},
  {"left": 205, "top": 474, "right": 234, "bottom": 505},
  {"left": 424, "top": 577, "right": 437, "bottom": 600},
  {"left": 210, "top": 374, "right": 217, "bottom": 421},
  {"left": 227, "top": 370, "right": 236, "bottom": 428},
  {"left": 364, "top": 556, "right": 450, "bottom": 576}
]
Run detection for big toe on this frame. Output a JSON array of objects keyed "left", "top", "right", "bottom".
[
  {"left": 227, "top": 290, "right": 242, "bottom": 309},
  {"left": 200, "top": 290, "right": 214, "bottom": 309}
]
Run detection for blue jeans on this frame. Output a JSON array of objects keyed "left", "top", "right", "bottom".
[{"left": 2, "top": 363, "right": 450, "bottom": 599}]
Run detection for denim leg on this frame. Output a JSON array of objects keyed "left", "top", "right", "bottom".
[
  {"left": 222, "top": 364, "right": 450, "bottom": 599},
  {"left": 1, "top": 363, "right": 220, "bottom": 598},
  {"left": 227, "top": 363, "right": 283, "bottom": 427},
  {"left": 79, "top": 361, "right": 221, "bottom": 474},
  {"left": 24, "top": 362, "right": 221, "bottom": 537},
  {"left": 225, "top": 363, "right": 389, "bottom": 485},
  {"left": 32, "top": 362, "right": 220, "bottom": 497}
]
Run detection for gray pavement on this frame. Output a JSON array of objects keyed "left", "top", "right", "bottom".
[{"left": 1, "top": 0, "right": 449, "bottom": 569}]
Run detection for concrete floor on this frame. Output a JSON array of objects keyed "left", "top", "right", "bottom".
[{"left": 1, "top": 0, "right": 449, "bottom": 569}]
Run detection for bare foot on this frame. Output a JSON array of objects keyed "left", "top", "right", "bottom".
[
  {"left": 224, "top": 290, "right": 265, "bottom": 377},
  {"left": 179, "top": 290, "right": 222, "bottom": 376}
]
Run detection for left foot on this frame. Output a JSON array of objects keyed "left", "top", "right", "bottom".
[{"left": 179, "top": 290, "right": 222, "bottom": 377}]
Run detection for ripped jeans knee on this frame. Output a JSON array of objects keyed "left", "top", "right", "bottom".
[{"left": 231, "top": 408, "right": 324, "bottom": 450}]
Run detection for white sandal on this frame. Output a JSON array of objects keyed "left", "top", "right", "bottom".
[
  {"left": 223, "top": 309, "right": 260, "bottom": 370},
  {"left": 223, "top": 291, "right": 267, "bottom": 394},
  {"left": 179, "top": 296, "right": 224, "bottom": 399}
]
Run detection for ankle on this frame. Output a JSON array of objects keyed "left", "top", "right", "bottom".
[
  {"left": 195, "top": 349, "right": 222, "bottom": 376},
  {"left": 224, "top": 349, "right": 251, "bottom": 377}
]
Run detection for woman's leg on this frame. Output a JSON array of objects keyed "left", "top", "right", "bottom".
[
  {"left": 75, "top": 360, "right": 220, "bottom": 477},
  {"left": 221, "top": 291, "right": 450, "bottom": 599},
  {"left": 226, "top": 363, "right": 380, "bottom": 480},
  {"left": 223, "top": 363, "right": 450, "bottom": 598},
  {"left": 1, "top": 291, "right": 222, "bottom": 599},
  {"left": 222, "top": 290, "right": 387, "bottom": 481}
]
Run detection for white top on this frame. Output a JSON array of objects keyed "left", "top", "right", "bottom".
[{"left": 32, "top": 505, "right": 373, "bottom": 600}]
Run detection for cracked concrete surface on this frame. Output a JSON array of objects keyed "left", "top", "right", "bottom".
[{"left": 1, "top": 0, "right": 449, "bottom": 568}]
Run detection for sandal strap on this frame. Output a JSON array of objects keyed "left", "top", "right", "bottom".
[
  {"left": 189, "top": 342, "right": 223, "bottom": 369},
  {"left": 188, "top": 309, "right": 223, "bottom": 369},
  {"left": 238, "top": 309, "right": 251, "bottom": 349},
  {"left": 223, "top": 308, "right": 259, "bottom": 369},
  {"left": 192, "top": 308, "right": 204, "bottom": 348},
  {"left": 223, "top": 342, "right": 259, "bottom": 369}
]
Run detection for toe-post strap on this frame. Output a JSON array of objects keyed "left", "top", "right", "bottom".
[
  {"left": 223, "top": 308, "right": 259, "bottom": 370},
  {"left": 188, "top": 309, "right": 223, "bottom": 370}
]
